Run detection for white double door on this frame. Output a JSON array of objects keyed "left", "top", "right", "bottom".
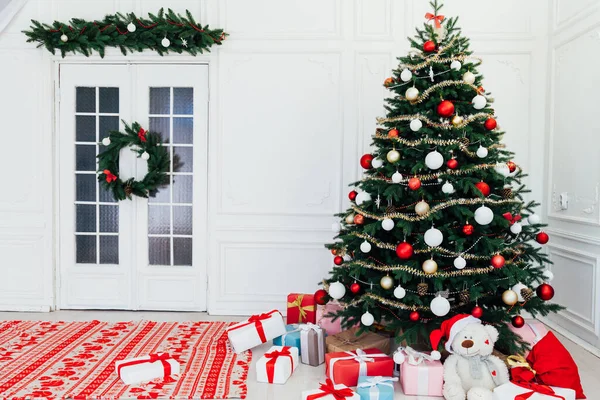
[{"left": 58, "top": 64, "right": 208, "bottom": 311}]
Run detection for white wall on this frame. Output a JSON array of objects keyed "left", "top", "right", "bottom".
[{"left": 0, "top": 1, "right": 550, "bottom": 316}]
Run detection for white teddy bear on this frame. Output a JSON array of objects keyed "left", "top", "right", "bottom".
[{"left": 429, "top": 314, "right": 510, "bottom": 400}]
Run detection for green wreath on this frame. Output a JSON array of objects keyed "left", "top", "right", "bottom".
[{"left": 98, "top": 121, "right": 170, "bottom": 201}]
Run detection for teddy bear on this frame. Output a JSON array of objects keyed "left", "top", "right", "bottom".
[{"left": 429, "top": 314, "right": 510, "bottom": 400}]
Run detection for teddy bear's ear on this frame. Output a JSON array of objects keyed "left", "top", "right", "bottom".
[{"left": 484, "top": 325, "right": 499, "bottom": 343}]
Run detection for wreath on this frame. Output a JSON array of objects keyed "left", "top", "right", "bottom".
[{"left": 98, "top": 121, "right": 170, "bottom": 201}]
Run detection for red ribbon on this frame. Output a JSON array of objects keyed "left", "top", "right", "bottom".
[
  {"left": 138, "top": 127, "right": 147, "bottom": 142},
  {"left": 264, "top": 346, "right": 294, "bottom": 384},
  {"left": 103, "top": 169, "right": 117, "bottom": 183},
  {"left": 227, "top": 310, "right": 281, "bottom": 344},
  {"left": 425, "top": 13, "right": 445, "bottom": 28},
  {"left": 503, "top": 212, "right": 522, "bottom": 225},
  {"left": 512, "top": 381, "right": 565, "bottom": 400},
  {"left": 117, "top": 353, "right": 173, "bottom": 380},
  {"left": 307, "top": 379, "right": 354, "bottom": 400}
]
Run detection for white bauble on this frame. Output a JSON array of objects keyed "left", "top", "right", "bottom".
[
  {"left": 161, "top": 37, "right": 171, "bottom": 47},
  {"left": 382, "top": 218, "right": 395, "bottom": 231},
  {"left": 450, "top": 60, "right": 462, "bottom": 71},
  {"left": 415, "top": 201, "right": 430, "bottom": 216},
  {"left": 512, "top": 283, "right": 528, "bottom": 302},
  {"left": 400, "top": 68, "right": 413, "bottom": 82},
  {"left": 343, "top": 254, "right": 352, "bottom": 262},
  {"left": 424, "top": 227, "right": 444, "bottom": 247},
  {"left": 463, "top": 71, "right": 476, "bottom": 85},
  {"left": 425, "top": 150, "right": 444, "bottom": 170},
  {"left": 141, "top": 151, "right": 150, "bottom": 160},
  {"left": 360, "top": 241, "right": 372, "bottom": 253},
  {"left": 393, "top": 350, "right": 406, "bottom": 365},
  {"left": 476, "top": 146, "right": 488, "bottom": 158},
  {"left": 405, "top": 87, "right": 419, "bottom": 101},
  {"left": 495, "top": 163, "right": 511, "bottom": 177},
  {"left": 454, "top": 256, "right": 467, "bottom": 269},
  {"left": 510, "top": 222, "right": 523, "bottom": 234},
  {"left": 543, "top": 270, "right": 554, "bottom": 282},
  {"left": 472, "top": 95, "right": 487, "bottom": 110},
  {"left": 361, "top": 311, "right": 375, "bottom": 326},
  {"left": 101, "top": 137, "right": 111, "bottom": 146},
  {"left": 371, "top": 158, "right": 384, "bottom": 169},
  {"left": 328, "top": 281, "right": 346, "bottom": 299},
  {"left": 355, "top": 192, "right": 372, "bottom": 206},
  {"left": 127, "top": 22, "right": 137, "bottom": 32},
  {"left": 392, "top": 171, "right": 403, "bottom": 184},
  {"left": 345, "top": 214, "right": 355, "bottom": 224},
  {"left": 528, "top": 214, "right": 541, "bottom": 225},
  {"left": 474, "top": 206, "right": 494, "bottom": 225},
  {"left": 442, "top": 181, "right": 455, "bottom": 194},
  {"left": 387, "top": 149, "right": 401, "bottom": 163},
  {"left": 331, "top": 222, "right": 341, "bottom": 233},
  {"left": 393, "top": 285, "right": 406, "bottom": 299},
  {"left": 60, "top": 34, "right": 68, "bottom": 42},
  {"left": 434, "top": 25, "right": 447, "bottom": 41},
  {"left": 431, "top": 295, "right": 451, "bottom": 317},
  {"left": 409, "top": 119, "right": 423, "bottom": 132},
  {"left": 502, "top": 289, "right": 519, "bottom": 306}
]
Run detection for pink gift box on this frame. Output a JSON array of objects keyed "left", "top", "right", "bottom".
[
  {"left": 400, "top": 359, "right": 444, "bottom": 397},
  {"left": 317, "top": 303, "right": 344, "bottom": 335},
  {"left": 508, "top": 321, "right": 548, "bottom": 356}
]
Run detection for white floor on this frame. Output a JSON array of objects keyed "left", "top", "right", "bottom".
[{"left": 0, "top": 311, "right": 597, "bottom": 399}]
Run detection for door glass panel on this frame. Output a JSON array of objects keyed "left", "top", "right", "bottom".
[
  {"left": 148, "top": 205, "right": 170, "bottom": 234},
  {"left": 173, "top": 88, "right": 193, "bottom": 115},
  {"left": 76, "top": 174, "right": 96, "bottom": 202},
  {"left": 76, "top": 87, "right": 95, "bottom": 112},
  {"left": 99, "top": 205, "right": 119, "bottom": 233},
  {"left": 149, "top": 88, "right": 170, "bottom": 114},
  {"left": 173, "top": 206, "right": 193, "bottom": 235},
  {"left": 173, "top": 147, "right": 193, "bottom": 173},
  {"left": 173, "top": 175, "right": 193, "bottom": 203},
  {"left": 99, "top": 116, "right": 119, "bottom": 139},
  {"left": 173, "top": 118, "right": 193, "bottom": 144},
  {"left": 99, "top": 87, "right": 119, "bottom": 113},
  {"left": 99, "top": 236, "right": 119, "bottom": 264},
  {"left": 173, "top": 238, "right": 193, "bottom": 266},
  {"left": 76, "top": 145, "right": 97, "bottom": 171},
  {"left": 76, "top": 235, "right": 96, "bottom": 264},
  {"left": 76, "top": 204, "right": 96, "bottom": 232},
  {"left": 149, "top": 117, "right": 170, "bottom": 142},
  {"left": 149, "top": 237, "right": 171, "bottom": 265},
  {"left": 76, "top": 115, "right": 96, "bottom": 142}
]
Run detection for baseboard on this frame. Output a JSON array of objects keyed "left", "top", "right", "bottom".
[
  {"left": 0, "top": 305, "right": 51, "bottom": 312},
  {"left": 538, "top": 316, "right": 600, "bottom": 358}
]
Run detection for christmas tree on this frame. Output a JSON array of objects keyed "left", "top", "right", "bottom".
[{"left": 323, "top": 1, "right": 561, "bottom": 355}]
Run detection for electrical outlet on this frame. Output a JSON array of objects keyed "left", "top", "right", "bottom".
[{"left": 560, "top": 192, "right": 568, "bottom": 210}]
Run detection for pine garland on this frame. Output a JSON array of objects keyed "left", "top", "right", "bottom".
[{"left": 23, "top": 8, "right": 227, "bottom": 57}]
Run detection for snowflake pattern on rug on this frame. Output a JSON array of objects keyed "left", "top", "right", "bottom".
[{"left": 0, "top": 320, "right": 251, "bottom": 399}]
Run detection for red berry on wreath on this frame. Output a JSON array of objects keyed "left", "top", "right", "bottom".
[
  {"left": 409, "top": 311, "right": 420, "bottom": 321},
  {"left": 446, "top": 159, "right": 458, "bottom": 169},
  {"left": 350, "top": 282, "right": 361, "bottom": 294},
  {"left": 471, "top": 305, "right": 484, "bottom": 318},
  {"left": 484, "top": 118, "right": 497, "bottom": 130},
  {"left": 511, "top": 315, "right": 525, "bottom": 328},
  {"left": 475, "top": 181, "right": 491, "bottom": 197},
  {"left": 437, "top": 100, "right": 455, "bottom": 118},
  {"left": 314, "top": 289, "right": 328, "bottom": 305},
  {"left": 462, "top": 224, "right": 474, "bottom": 236},
  {"left": 353, "top": 214, "right": 365, "bottom": 225},
  {"left": 408, "top": 177, "right": 421, "bottom": 190},
  {"left": 388, "top": 128, "right": 399, "bottom": 138},
  {"left": 396, "top": 242, "right": 414, "bottom": 260},
  {"left": 507, "top": 161, "right": 517, "bottom": 173},
  {"left": 334, "top": 256, "right": 343, "bottom": 265},
  {"left": 491, "top": 254, "right": 505, "bottom": 269},
  {"left": 423, "top": 40, "right": 436, "bottom": 52},
  {"left": 360, "top": 154, "right": 374, "bottom": 169},
  {"left": 536, "top": 283, "right": 555, "bottom": 301},
  {"left": 536, "top": 232, "right": 549, "bottom": 244},
  {"left": 349, "top": 190, "right": 358, "bottom": 201}
]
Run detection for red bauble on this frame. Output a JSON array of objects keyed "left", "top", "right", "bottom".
[
  {"left": 511, "top": 315, "right": 525, "bottom": 328},
  {"left": 360, "top": 154, "right": 374, "bottom": 169},
  {"left": 446, "top": 159, "right": 458, "bottom": 169},
  {"left": 536, "top": 232, "right": 549, "bottom": 244},
  {"left": 333, "top": 256, "right": 343, "bottom": 265},
  {"left": 408, "top": 177, "right": 421, "bottom": 190},
  {"left": 349, "top": 190, "right": 358, "bottom": 201},
  {"left": 491, "top": 254, "right": 506, "bottom": 269},
  {"left": 507, "top": 161, "right": 517, "bottom": 173},
  {"left": 350, "top": 282, "right": 361, "bottom": 294},
  {"left": 484, "top": 118, "right": 497, "bottom": 130},
  {"left": 409, "top": 311, "right": 421, "bottom": 321},
  {"left": 353, "top": 214, "right": 365, "bottom": 225},
  {"left": 314, "top": 289, "right": 328, "bottom": 305},
  {"left": 423, "top": 41, "right": 436, "bottom": 52},
  {"left": 475, "top": 181, "right": 491, "bottom": 197},
  {"left": 396, "top": 242, "right": 414, "bottom": 260},
  {"left": 471, "top": 305, "right": 484, "bottom": 318},
  {"left": 388, "top": 128, "right": 399, "bottom": 138},
  {"left": 462, "top": 224, "right": 474, "bottom": 236},
  {"left": 437, "top": 100, "right": 455, "bottom": 118},
  {"left": 536, "top": 283, "right": 555, "bottom": 301}
]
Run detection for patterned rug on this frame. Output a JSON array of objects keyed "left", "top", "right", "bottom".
[{"left": 0, "top": 320, "right": 251, "bottom": 399}]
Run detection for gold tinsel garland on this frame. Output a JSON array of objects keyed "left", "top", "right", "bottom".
[
  {"left": 345, "top": 292, "right": 475, "bottom": 312},
  {"left": 401, "top": 80, "right": 480, "bottom": 104},
  {"left": 372, "top": 133, "right": 504, "bottom": 158},
  {"left": 362, "top": 163, "right": 504, "bottom": 183},
  {"left": 376, "top": 112, "right": 492, "bottom": 129},
  {"left": 344, "top": 260, "right": 495, "bottom": 277}
]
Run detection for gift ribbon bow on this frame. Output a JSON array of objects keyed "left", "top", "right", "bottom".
[
  {"left": 117, "top": 353, "right": 173, "bottom": 379},
  {"left": 307, "top": 378, "right": 354, "bottom": 400},
  {"left": 403, "top": 346, "right": 439, "bottom": 365},
  {"left": 103, "top": 169, "right": 117, "bottom": 183},
  {"left": 287, "top": 294, "right": 315, "bottom": 323},
  {"left": 327, "top": 349, "right": 389, "bottom": 385},
  {"left": 512, "top": 381, "right": 566, "bottom": 400},
  {"left": 300, "top": 323, "right": 322, "bottom": 333},
  {"left": 227, "top": 309, "right": 281, "bottom": 344},
  {"left": 264, "top": 346, "right": 294, "bottom": 384},
  {"left": 357, "top": 376, "right": 398, "bottom": 389},
  {"left": 503, "top": 212, "right": 522, "bottom": 225},
  {"left": 425, "top": 12, "right": 445, "bottom": 28},
  {"left": 138, "top": 127, "right": 147, "bottom": 142}
]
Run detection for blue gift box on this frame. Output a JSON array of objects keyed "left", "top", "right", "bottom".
[
  {"left": 356, "top": 376, "right": 397, "bottom": 400},
  {"left": 273, "top": 324, "right": 302, "bottom": 354}
]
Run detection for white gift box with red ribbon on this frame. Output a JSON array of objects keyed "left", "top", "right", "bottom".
[
  {"left": 226, "top": 309, "right": 286, "bottom": 353},
  {"left": 493, "top": 382, "right": 575, "bottom": 400},
  {"left": 115, "top": 353, "right": 179, "bottom": 385},
  {"left": 256, "top": 345, "right": 298, "bottom": 384}
]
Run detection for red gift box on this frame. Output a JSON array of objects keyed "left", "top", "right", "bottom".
[
  {"left": 325, "top": 348, "right": 394, "bottom": 387},
  {"left": 287, "top": 293, "right": 316, "bottom": 324}
]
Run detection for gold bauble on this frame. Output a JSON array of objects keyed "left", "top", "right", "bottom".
[
  {"left": 415, "top": 201, "right": 430, "bottom": 216},
  {"left": 463, "top": 71, "right": 476, "bottom": 85},
  {"left": 405, "top": 87, "right": 419, "bottom": 101},
  {"left": 345, "top": 214, "right": 355, "bottom": 224},
  {"left": 387, "top": 149, "right": 401, "bottom": 163},
  {"left": 451, "top": 115, "right": 464, "bottom": 126},
  {"left": 380, "top": 275, "right": 394, "bottom": 290},
  {"left": 422, "top": 259, "right": 438, "bottom": 274},
  {"left": 502, "top": 289, "right": 519, "bottom": 306}
]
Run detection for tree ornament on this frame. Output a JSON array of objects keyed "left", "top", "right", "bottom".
[
  {"left": 446, "top": 158, "right": 458, "bottom": 169},
  {"left": 396, "top": 242, "right": 413, "bottom": 259},
  {"left": 410, "top": 119, "right": 423, "bottom": 131},
  {"left": 393, "top": 350, "right": 406, "bottom": 365},
  {"left": 536, "top": 283, "right": 555, "bottom": 301},
  {"left": 331, "top": 249, "right": 338, "bottom": 255},
  {"left": 400, "top": 68, "right": 412, "bottom": 82},
  {"left": 127, "top": 22, "right": 137, "bottom": 32},
  {"left": 181, "top": 38, "right": 188, "bottom": 47},
  {"left": 360, "top": 154, "right": 374, "bottom": 169},
  {"left": 472, "top": 94, "right": 487, "bottom": 109},
  {"left": 512, "top": 283, "right": 528, "bottom": 302},
  {"left": 536, "top": 232, "right": 549, "bottom": 244},
  {"left": 384, "top": 77, "right": 394, "bottom": 87},
  {"left": 101, "top": 137, "right": 111, "bottom": 146},
  {"left": 60, "top": 34, "right": 68, "bottom": 42},
  {"left": 408, "top": 177, "right": 421, "bottom": 190},
  {"left": 495, "top": 163, "right": 511, "bottom": 177},
  {"left": 388, "top": 128, "right": 399, "bottom": 138},
  {"left": 521, "top": 287, "right": 535, "bottom": 302},
  {"left": 380, "top": 275, "right": 394, "bottom": 290},
  {"left": 382, "top": 218, "right": 395, "bottom": 231},
  {"left": 458, "top": 290, "right": 470, "bottom": 304},
  {"left": 333, "top": 256, "right": 343, "bottom": 265},
  {"left": 422, "top": 259, "right": 438, "bottom": 274},
  {"left": 507, "top": 161, "right": 517, "bottom": 173},
  {"left": 353, "top": 214, "right": 365, "bottom": 225},
  {"left": 424, "top": 227, "right": 443, "bottom": 247},
  {"left": 528, "top": 214, "right": 541, "bottom": 224},
  {"left": 359, "top": 240, "right": 372, "bottom": 253},
  {"left": 502, "top": 186, "right": 514, "bottom": 199},
  {"left": 409, "top": 310, "right": 421, "bottom": 321},
  {"left": 491, "top": 254, "right": 505, "bottom": 269},
  {"left": 511, "top": 315, "right": 525, "bottom": 328},
  {"left": 343, "top": 254, "right": 352, "bottom": 262},
  {"left": 417, "top": 283, "right": 429, "bottom": 296},
  {"left": 425, "top": 150, "right": 444, "bottom": 170},
  {"left": 543, "top": 269, "right": 554, "bottom": 282},
  {"left": 415, "top": 200, "right": 430, "bottom": 216},
  {"left": 431, "top": 295, "right": 450, "bottom": 316},
  {"left": 476, "top": 146, "right": 488, "bottom": 158},
  {"left": 502, "top": 289, "right": 519, "bottom": 306},
  {"left": 328, "top": 281, "right": 346, "bottom": 299},
  {"left": 462, "top": 223, "right": 474, "bottom": 236},
  {"left": 345, "top": 214, "right": 355, "bottom": 224},
  {"left": 392, "top": 171, "right": 403, "bottom": 184},
  {"left": 331, "top": 222, "right": 341, "bottom": 233},
  {"left": 451, "top": 115, "right": 464, "bottom": 126},
  {"left": 423, "top": 40, "right": 436, "bottom": 52},
  {"left": 484, "top": 118, "right": 497, "bottom": 130},
  {"left": 141, "top": 151, "right": 150, "bottom": 160},
  {"left": 314, "top": 289, "right": 328, "bottom": 305},
  {"left": 474, "top": 205, "right": 494, "bottom": 225},
  {"left": 451, "top": 60, "right": 462, "bottom": 70},
  {"left": 442, "top": 181, "right": 455, "bottom": 194},
  {"left": 394, "top": 285, "right": 406, "bottom": 299},
  {"left": 462, "top": 71, "right": 476, "bottom": 84},
  {"left": 471, "top": 305, "right": 484, "bottom": 318},
  {"left": 161, "top": 37, "right": 171, "bottom": 47},
  {"left": 475, "top": 181, "right": 491, "bottom": 197},
  {"left": 405, "top": 87, "right": 419, "bottom": 101},
  {"left": 361, "top": 311, "right": 375, "bottom": 326},
  {"left": 350, "top": 282, "right": 361, "bottom": 294},
  {"left": 454, "top": 256, "right": 467, "bottom": 269},
  {"left": 371, "top": 158, "right": 384, "bottom": 169},
  {"left": 349, "top": 190, "right": 358, "bottom": 201},
  {"left": 437, "top": 100, "right": 455, "bottom": 117},
  {"left": 387, "top": 149, "right": 401, "bottom": 163},
  {"left": 355, "top": 191, "right": 371, "bottom": 206},
  {"left": 510, "top": 222, "right": 523, "bottom": 234}
]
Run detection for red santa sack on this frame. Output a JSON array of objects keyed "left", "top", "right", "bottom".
[{"left": 526, "top": 331, "right": 586, "bottom": 399}]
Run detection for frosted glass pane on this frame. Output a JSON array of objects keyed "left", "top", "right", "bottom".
[
  {"left": 173, "top": 238, "right": 192, "bottom": 266},
  {"left": 149, "top": 237, "right": 170, "bottom": 265},
  {"left": 149, "top": 117, "right": 170, "bottom": 142},
  {"left": 76, "top": 174, "right": 96, "bottom": 202},
  {"left": 173, "top": 175, "right": 193, "bottom": 203},
  {"left": 99, "top": 116, "right": 119, "bottom": 140},
  {"left": 150, "top": 87, "right": 170, "bottom": 114},
  {"left": 99, "top": 235, "right": 118, "bottom": 264},
  {"left": 173, "top": 118, "right": 193, "bottom": 144},
  {"left": 99, "top": 87, "right": 119, "bottom": 113},
  {"left": 76, "top": 115, "right": 96, "bottom": 142},
  {"left": 99, "top": 205, "right": 119, "bottom": 233},
  {"left": 76, "top": 204, "right": 96, "bottom": 233},
  {"left": 99, "top": 185, "right": 117, "bottom": 203},
  {"left": 76, "top": 145, "right": 97, "bottom": 171},
  {"left": 76, "top": 87, "right": 95, "bottom": 113},
  {"left": 76, "top": 235, "right": 96, "bottom": 264},
  {"left": 149, "top": 183, "right": 171, "bottom": 203},
  {"left": 173, "top": 88, "right": 193, "bottom": 115},
  {"left": 173, "top": 147, "right": 193, "bottom": 173},
  {"left": 173, "top": 206, "right": 193, "bottom": 235},
  {"left": 148, "top": 205, "right": 170, "bottom": 234}
]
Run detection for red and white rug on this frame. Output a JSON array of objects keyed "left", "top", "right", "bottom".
[{"left": 0, "top": 320, "right": 251, "bottom": 399}]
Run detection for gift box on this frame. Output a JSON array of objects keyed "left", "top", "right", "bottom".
[
  {"left": 273, "top": 324, "right": 302, "bottom": 354},
  {"left": 256, "top": 345, "right": 298, "bottom": 384},
  {"left": 356, "top": 376, "right": 397, "bottom": 400},
  {"left": 226, "top": 309, "right": 287, "bottom": 353},
  {"left": 509, "top": 320, "right": 548, "bottom": 355},
  {"left": 317, "top": 303, "right": 344, "bottom": 335},
  {"left": 287, "top": 293, "right": 316, "bottom": 324},
  {"left": 115, "top": 353, "right": 179, "bottom": 385},
  {"left": 493, "top": 382, "right": 575, "bottom": 400},
  {"left": 398, "top": 347, "right": 443, "bottom": 397},
  {"left": 300, "top": 323, "right": 326, "bottom": 366},
  {"left": 325, "top": 348, "right": 394, "bottom": 387},
  {"left": 326, "top": 327, "right": 391, "bottom": 354},
  {"left": 301, "top": 378, "right": 360, "bottom": 400}
]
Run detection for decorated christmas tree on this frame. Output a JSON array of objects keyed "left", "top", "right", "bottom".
[{"left": 323, "top": 1, "right": 561, "bottom": 355}]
